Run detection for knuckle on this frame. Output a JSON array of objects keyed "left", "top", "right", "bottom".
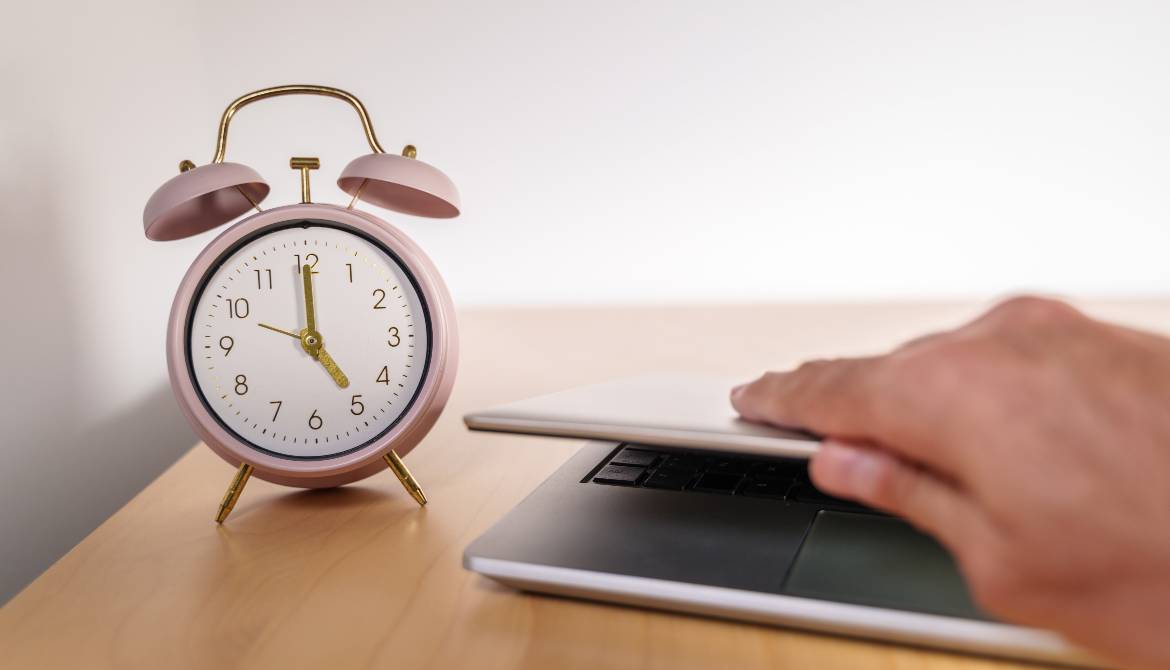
[
  {"left": 889, "top": 339, "right": 981, "bottom": 396},
  {"left": 735, "top": 379, "right": 766, "bottom": 409},
  {"left": 885, "top": 347, "right": 947, "bottom": 393},
  {"left": 793, "top": 359, "right": 832, "bottom": 378},
  {"left": 753, "top": 371, "right": 790, "bottom": 400},
  {"left": 755, "top": 369, "right": 788, "bottom": 385},
  {"left": 991, "top": 295, "right": 1078, "bottom": 325},
  {"left": 740, "top": 371, "right": 797, "bottom": 418},
  {"left": 849, "top": 356, "right": 911, "bottom": 420},
  {"left": 788, "top": 358, "right": 835, "bottom": 394}
]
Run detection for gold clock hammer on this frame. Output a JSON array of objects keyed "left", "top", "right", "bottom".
[{"left": 290, "top": 156, "right": 319, "bottom": 204}]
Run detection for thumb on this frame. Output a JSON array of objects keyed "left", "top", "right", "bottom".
[{"left": 810, "top": 440, "right": 979, "bottom": 551}]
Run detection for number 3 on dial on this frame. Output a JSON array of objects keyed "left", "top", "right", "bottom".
[{"left": 388, "top": 326, "right": 400, "bottom": 347}]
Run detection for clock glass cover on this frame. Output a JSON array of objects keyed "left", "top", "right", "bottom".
[{"left": 187, "top": 220, "right": 431, "bottom": 459}]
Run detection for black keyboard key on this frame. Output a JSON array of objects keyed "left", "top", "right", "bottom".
[
  {"left": 789, "top": 483, "right": 865, "bottom": 510},
  {"left": 610, "top": 447, "right": 659, "bottom": 467},
  {"left": 643, "top": 468, "right": 695, "bottom": 490},
  {"left": 709, "top": 458, "right": 750, "bottom": 475},
  {"left": 748, "top": 460, "right": 802, "bottom": 481},
  {"left": 593, "top": 464, "right": 646, "bottom": 486},
  {"left": 659, "top": 454, "right": 700, "bottom": 472},
  {"left": 692, "top": 472, "right": 743, "bottom": 494},
  {"left": 586, "top": 447, "right": 869, "bottom": 508},
  {"left": 787, "top": 482, "right": 833, "bottom": 503},
  {"left": 739, "top": 478, "right": 791, "bottom": 499}
]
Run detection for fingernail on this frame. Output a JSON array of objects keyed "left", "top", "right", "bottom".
[
  {"left": 731, "top": 384, "right": 746, "bottom": 398},
  {"left": 817, "top": 441, "right": 882, "bottom": 489}
]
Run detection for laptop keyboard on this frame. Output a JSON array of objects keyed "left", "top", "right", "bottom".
[{"left": 587, "top": 444, "right": 871, "bottom": 513}]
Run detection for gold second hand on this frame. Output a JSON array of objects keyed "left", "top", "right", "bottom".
[{"left": 257, "top": 322, "right": 300, "bottom": 339}]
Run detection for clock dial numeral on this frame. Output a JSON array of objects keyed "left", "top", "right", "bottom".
[
  {"left": 372, "top": 289, "right": 387, "bottom": 309},
  {"left": 219, "top": 336, "right": 234, "bottom": 356},
  {"left": 234, "top": 374, "right": 249, "bottom": 395},
  {"left": 308, "top": 409, "right": 323, "bottom": 430},
  {"left": 376, "top": 366, "right": 390, "bottom": 385},
  {"left": 387, "top": 326, "right": 401, "bottom": 347},
  {"left": 350, "top": 394, "right": 365, "bottom": 416},
  {"left": 269, "top": 400, "right": 282, "bottom": 421},
  {"left": 254, "top": 268, "right": 273, "bottom": 290},
  {"left": 346, "top": 263, "right": 353, "bottom": 283},
  {"left": 293, "top": 253, "right": 319, "bottom": 273},
  {"left": 226, "top": 298, "right": 250, "bottom": 319}
]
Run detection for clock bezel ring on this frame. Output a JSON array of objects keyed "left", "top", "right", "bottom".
[{"left": 166, "top": 203, "right": 458, "bottom": 488}]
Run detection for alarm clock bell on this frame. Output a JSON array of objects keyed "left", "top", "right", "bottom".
[{"left": 143, "top": 85, "right": 460, "bottom": 523}]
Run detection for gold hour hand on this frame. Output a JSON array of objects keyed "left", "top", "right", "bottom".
[{"left": 316, "top": 347, "right": 350, "bottom": 388}]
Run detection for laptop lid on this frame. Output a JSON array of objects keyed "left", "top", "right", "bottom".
[{"left": 463, "top": 374, "right": 820, "bottom": 459}]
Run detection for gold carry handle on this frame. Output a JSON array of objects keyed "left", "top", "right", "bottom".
[{"left": 212, "top": 84, "right": 386, "bottom": 163}]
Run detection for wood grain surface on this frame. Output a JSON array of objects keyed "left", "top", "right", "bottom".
[{"left": 4, "top": 301, "right": 1164, "bottom": 669}]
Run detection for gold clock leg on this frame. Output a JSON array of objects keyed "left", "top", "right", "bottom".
[
  {"left": 215, "top": 463, "right": 254, "bottom": 524},
  {"left": 384, "top": 451, "right": 428, "bottom": 507}
]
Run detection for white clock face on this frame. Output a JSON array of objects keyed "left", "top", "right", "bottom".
[{"left": 187, "top": 220, "right": 430, "bottom": 459}]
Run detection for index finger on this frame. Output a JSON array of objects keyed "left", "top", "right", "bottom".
[
  {"left": 731, "top": 357, "right": 960, "bottom": 473},
  {"left": 732, "top": 357, "right": 891, "bottom": 436}
]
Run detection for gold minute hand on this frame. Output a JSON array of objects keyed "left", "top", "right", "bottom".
[
  {"left": 316, "top": 347, "right": 350, "bottom": 388},
  {"left": 302, "top": 263, "right": 316, "bottom": 334}
]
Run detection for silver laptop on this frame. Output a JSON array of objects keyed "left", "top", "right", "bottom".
[{"left": 463, "top": 375, "right": 1093, "bottom": 666}]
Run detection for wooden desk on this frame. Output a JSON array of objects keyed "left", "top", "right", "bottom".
[{"left": 4, "top": 302, "right": 1165, "bottom": 669}]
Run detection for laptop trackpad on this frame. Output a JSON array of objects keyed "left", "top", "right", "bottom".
[{"left": 782, "top": 510, "right": 989, "bottom": 621}]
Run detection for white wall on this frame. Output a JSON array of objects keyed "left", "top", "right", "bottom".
[{"left": 1, "top": 0, "right": 1168, "bottom": 601}]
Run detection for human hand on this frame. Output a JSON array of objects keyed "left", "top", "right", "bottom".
[{"left": 731, "top": 297, "right": 1170, "bottom": 669}]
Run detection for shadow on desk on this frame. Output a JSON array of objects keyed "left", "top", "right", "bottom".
[
  {"left": 272, "top": 486, "right": 393, "bottom": 511},
  {"left": 0, "top": 385, "right": 195, "bottom": 605}
]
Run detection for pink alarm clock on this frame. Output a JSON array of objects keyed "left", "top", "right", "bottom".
[{"left": 143, "top": 85, "right": 459, "bottom": 523}]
